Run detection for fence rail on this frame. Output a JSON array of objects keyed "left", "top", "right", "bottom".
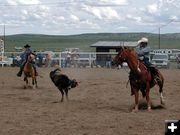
[
  {"left": 1, "top": 51, "right": 180, "bottom": 69},
  {"left": 1, "top": 51, "right": 118, "bottom": 68}
]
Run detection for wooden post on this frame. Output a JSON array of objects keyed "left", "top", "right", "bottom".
[{"left": 59, "top": 52, "right": 61, "bottom": 68}]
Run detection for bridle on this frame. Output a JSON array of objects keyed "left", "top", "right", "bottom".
[
  {"left": 118, "top": 49, "right": 142, "bottom": 73},
  {"left": 117, "top": 49, "right": 127, "bottom": 66}
]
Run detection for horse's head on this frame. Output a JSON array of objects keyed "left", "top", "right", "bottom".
[
  {"left": 112, "top": 47, "right": 132, "bottom": 66},
  {"left": 27, "top": 53, "right": 36, "bottom": 63}
]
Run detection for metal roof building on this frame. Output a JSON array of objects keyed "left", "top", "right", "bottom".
[
  {"left": 90, "top": 41, "right": 137, "bottom": 67},
  {"left": 90, "top": 41, "right": 137, "bottom": 50}
]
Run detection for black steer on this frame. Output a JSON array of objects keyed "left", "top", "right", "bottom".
[{"left": 50, "top": 68, "right": 78, "bottom": 102}]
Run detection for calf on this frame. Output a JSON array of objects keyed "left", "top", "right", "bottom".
[{"left": 50, "top": 68, "right": 78, "bottom": 102}]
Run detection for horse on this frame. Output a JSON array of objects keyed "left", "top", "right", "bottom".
[
  {"left": 23, "top": 53, "right": 38, "bottom": 89},
  {"left": 113, "top": 47, "right": 164, "bottom": 112}
]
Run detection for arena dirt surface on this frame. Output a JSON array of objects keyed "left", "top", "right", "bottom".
[{"left": 0, "top": 67, "right": 180, "bottom": 135}]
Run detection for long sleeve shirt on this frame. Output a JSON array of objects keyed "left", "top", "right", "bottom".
[
  {"left": 21, "top": 48, "right": 32, "bottom": 61},
  {"left": 136, "top": 46, "right": 151, "bottom": 58}
]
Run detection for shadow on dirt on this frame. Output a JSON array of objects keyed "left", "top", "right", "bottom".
[{"left": 129, "top": 100, "right": 166, "bottom": 111}]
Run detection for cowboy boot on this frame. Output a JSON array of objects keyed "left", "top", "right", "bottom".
[
  {"left": 17, "top": 69, "right": 23, "bottom": 77},
  {"left": 17, "top": 62, "right": 26, "bottom": 77}
]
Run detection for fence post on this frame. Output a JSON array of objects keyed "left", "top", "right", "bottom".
[
  {"left": 59, "top": 52, "right": 61, "bottom": 68},
  {"left": 89, "top": 53, "right": 91, "bottom": 67},
  {"left": 0, "top": 39, "right": 4, "bottom": 67}
]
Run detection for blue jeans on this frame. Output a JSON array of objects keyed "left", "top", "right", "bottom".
[
  {"left": 106, "top": 61, "right": 112, "bottom": 68},
  {"left": 143, "top": 57, "right": 152, "bottom": 67}
]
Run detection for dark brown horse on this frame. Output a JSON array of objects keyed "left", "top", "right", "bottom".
[
  {"left": 113, "top": 48, "right": 164, "bottom": 112},
  {"left": 23, "top": 53, "right": 37, "bottom": 89}
]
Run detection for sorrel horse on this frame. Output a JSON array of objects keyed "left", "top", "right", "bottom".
[
  {"left": 113, "top": 48, "right": 164, "bottom": 112},
  {"left": 23, "top": 53, "right": 38, "bottom": 89}
]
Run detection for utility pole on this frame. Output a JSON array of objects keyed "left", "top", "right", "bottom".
[
  {"left": 158, "top": 27, "right": 160, "bottom": 49},
  {"left": 157, "top": 19, "right": 175, "bottom": 49},
  {"left": 3, "top": 24, "right": 5, "bottom": 51}
]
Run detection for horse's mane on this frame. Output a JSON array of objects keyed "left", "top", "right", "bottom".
[
  {"left": 125, "top": 48, "right": 139, "bottom": 60},
  {"left": 125, "top": 48, "right": 149, "bottom": 72}
]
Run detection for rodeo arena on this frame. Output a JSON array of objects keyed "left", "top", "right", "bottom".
[{"left": 0, "top": 35, "right": 180, "bottom": 135}]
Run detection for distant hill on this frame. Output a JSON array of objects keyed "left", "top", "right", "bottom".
[{"left": 2, "top": 33, "right": 180, "bottom": 52}]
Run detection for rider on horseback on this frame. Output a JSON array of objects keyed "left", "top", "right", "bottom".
[
  {"left": 136, "top": 37, "right": 151, "bottom": 67},
  {"left": 17, "top": 44, "right": 38, "bottom": 77},
  {"left": 136, "top": 37, "right": 159, "bottom": 81}
]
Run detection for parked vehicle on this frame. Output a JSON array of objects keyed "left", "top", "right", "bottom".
[{"left": 151, "top": 54, "right": 170, "bottom": 69}]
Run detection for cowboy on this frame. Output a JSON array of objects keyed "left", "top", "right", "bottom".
[
  {"left": 17, "top": 44, "right": 37, "bottom": 77},
  {"left": 136, "top": 37, "right": 152, "bottom": 67},
  {"left": 136, "top": 37, "right": 159, "bottom": 82}
]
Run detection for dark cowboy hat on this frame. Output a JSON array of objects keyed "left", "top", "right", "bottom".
[{"left": 24, "top": 44, "right": 31, "bottom": 48}]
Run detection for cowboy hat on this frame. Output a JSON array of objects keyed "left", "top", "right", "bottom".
[
  {"left": 138, "top": 37, "right": 148, "bottom": 44},
  {"left": 24, "top": 44, "right": 31, "bottom": 48}
]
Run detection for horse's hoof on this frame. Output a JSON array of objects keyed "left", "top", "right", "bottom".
[
  {"left": 24, "top": 86, "right": 27, "bottom": 89},
  {"left": 148, "top": 107, "right": 152, "bottom": 112},
  {"left": 60, "top": 100, "right": 64, "bottom": 102},
  {"left": 161, "top": 100, "right": 165, "bottom": 105},
  {"left": 132, "top": 109, "right": 138, "bottom": 113}
]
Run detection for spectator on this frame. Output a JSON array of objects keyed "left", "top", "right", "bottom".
[
  {"left": 177, "top": 54, "right": 180, "bottom": 69},
  {"left": 15, "top": 54, "right": 21, "bottom": 66},
  {"left": 37, "top": 52, "right": 43, "bottom": 67},
  {"left": 45, "top": 52, "right": 52, "bottom": 67},
  {"left": 10, "top": 53, "right": 16, "bottom": 66},
  {"left": 105, "top": 54, "right": 112, "bottom": 68},
  {"left": 65, "top": 52, "right": 71, "bottom": 67},
  {"left": 71, "top": 49, "right": 79, "bottom": 67}
]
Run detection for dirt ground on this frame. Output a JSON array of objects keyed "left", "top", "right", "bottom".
[{"left": 0, "top": 67, "right": 180, "bottom": 135}]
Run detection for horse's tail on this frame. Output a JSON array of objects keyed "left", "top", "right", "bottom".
[
  {"left": 156, "top": 71, "right": 165, "bottom": 105},
  {"left": 157, "top": 71, "right": 164, "bottom": 93},
  {"left": 149, "top": 67, "right": 164, "bottom": 93}
]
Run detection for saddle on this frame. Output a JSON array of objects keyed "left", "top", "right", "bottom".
[{"left": 129, "top": 64, "right": 159, "bottom": 82}]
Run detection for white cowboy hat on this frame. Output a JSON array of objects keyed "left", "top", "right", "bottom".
[{"left": 138, "top": 37, "right": 148, "bottom": 44}]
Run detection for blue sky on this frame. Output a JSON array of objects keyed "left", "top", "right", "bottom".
[{"left": 0, "top": 0, "right": 180, "bottom": 35}]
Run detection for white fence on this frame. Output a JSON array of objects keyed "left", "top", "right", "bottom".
[
  {"left": 1, "top": 51, "right": 118, "bottom": 68},
  {"left": 1, "top": 51, "right": 180, "bottom": 68}
]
